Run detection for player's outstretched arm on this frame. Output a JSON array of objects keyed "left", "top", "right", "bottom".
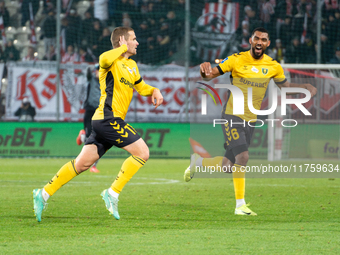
[
  {"left": 151, "top": 89, "right": 163, "bottom": 108},
  {"left": 200, "top": 62, "right": 221, "bottom": 81},
  {"left": 278, "top": 80, "right": 317, "bottom": 97},
  {"left": 134, "top": 78, "right": 163, "bottom": 108},
  {"left": 135, "top": 83, "right": 163, "bottom": 108}
]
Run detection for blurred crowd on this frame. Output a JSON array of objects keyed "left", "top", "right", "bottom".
[
  {"left": 0, "top": 0, "right": 338, "bottom": 65},
  {"left": 235, "top": 0, "right": 340, "bottom": 64},
  {"left": 0, "top": 0, "right": 185, "bottom": 65}
]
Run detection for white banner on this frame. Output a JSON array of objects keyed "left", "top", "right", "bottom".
[
  {"left": 6, "top": 62, "right": 88, "bottom": 121},
  {"left": 5, "top": 62, "right": 200, "bottom": 122},
  {"left": 125, "top": 64, "right": 195, "bottom": 122}
]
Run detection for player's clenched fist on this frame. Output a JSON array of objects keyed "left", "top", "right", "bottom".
[{"left": 200, "top": 62, "right": 212, "bottom": 77}]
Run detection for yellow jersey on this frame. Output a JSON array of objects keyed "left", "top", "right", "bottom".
[
  {"left": 217, "top": 51, "right": 286, "bottom": 121},
  {"left": 92, "top": 44, "right": 156, "bottom": 120}
]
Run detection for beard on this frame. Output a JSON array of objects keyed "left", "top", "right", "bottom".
[{"left": 251, "top": 46, "right": 265, "bottom": 59}]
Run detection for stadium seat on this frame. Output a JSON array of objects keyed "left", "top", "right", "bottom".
[
  {"left": 13, "top": 38, "right": 31, "bottom": 51},
  {"left": 76, "top": 0, "right": 91, "bottom": 18},
  {"left": 35, "top": 26, "right": 41, "bottom": 38},
  {"left": 9, "top": 12, "right": 21, "bottom": 27},
  {"left": 15, "top": 26, "right": 30, "bottom": 42},
  {"left": 5, "top": 26, "right": 16, "bottom": 40},
  {"left": 5, "top": 26, "right": 16, "bottom": 34},
  {"left": 6, "top": 1, "right": 19, "bottom": 17},
  {"left": 13, "top": 39, "right": 23, "bottom": 50}
]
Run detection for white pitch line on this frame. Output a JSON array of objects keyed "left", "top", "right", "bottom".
[
  {"left": 67, "top": 177, "right": 180, "bottom": 186},
  {"left": 0, "top": 177, "right": 181, "bottom": 187},
  {"left": 0, "top": 172, "right": 337, "bottom": 187}
]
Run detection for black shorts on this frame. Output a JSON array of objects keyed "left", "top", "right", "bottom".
[
  {"left": 221, "top": 114, "right": 255, "bottom": 163},
  {"left": 85, "top": 117, "right": 141, "bottom": 158}
]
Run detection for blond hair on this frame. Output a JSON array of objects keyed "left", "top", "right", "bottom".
[{"left": 111, "top": 27, "right": 134, "bottom": 48}]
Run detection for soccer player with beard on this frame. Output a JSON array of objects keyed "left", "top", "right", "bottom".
[
  {"left": 184, "top": 27, "right": 317, "bottom": 215},
  {"left": 33, "top": 27, "right": 164, "bottom": 222}
]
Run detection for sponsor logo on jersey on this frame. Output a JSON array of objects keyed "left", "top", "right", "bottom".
[
  {"left": 221, "top": 57, "right": 228, "bottom": 63},
  {"left": 251, "top": 66, "right": 258, "bottom": 73},
  {"left": 120, "top": 77, "right": 134, "bottom": 88},
  {"left": 239, "top": 78, "right": 268, "bottom": 88}
]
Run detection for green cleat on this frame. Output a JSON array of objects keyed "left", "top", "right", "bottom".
[
  {"left": 32, "top": 189, "right": 47, "bottom": 222},
  {"left": 235, "top": 204, "right": 257, "bottom": 216},
  {"left": 101, "top": 189, "right": 120, "bottom": 220},
  {"left": 184, "top": 153, "right": 201, "bottom": 182}
]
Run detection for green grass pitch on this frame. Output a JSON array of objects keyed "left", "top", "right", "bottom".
[{"left": 0, "top": 158, "right": 339, "bottom": 254}]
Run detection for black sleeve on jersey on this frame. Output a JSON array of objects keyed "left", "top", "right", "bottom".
[
  {"left": 135, "top": 77, "right": 142, "bottom": 85},
  {"left": 217, "top": 65, "right": 224, "bottom": 75},
  {"left": 274, "top": 78, "right": 287, "bottom": 85}
]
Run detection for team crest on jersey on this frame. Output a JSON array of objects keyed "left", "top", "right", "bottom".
[
  {"left": 262, "top": 68, "right": 268, "bottom": 75},
  {"left": 221, "top": 57, "right": 228, "bottom": 63},
  {"left": 251, "top": 66, "right": 258, "bottom": 73}
]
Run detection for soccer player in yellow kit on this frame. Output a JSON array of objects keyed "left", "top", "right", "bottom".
[
  {"left": 33, "top": 27, "right": 163, "bottom": 222},
  {"left": 184, "top": 27, "right": 317, "bottom": 215}
]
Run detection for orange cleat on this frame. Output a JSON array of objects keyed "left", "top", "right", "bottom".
[
  {"left": 90, "top": 165, "right": 100, "bottom": 173},
  {"left": 76, "top": 130, "right": 86, "bottom": 145}
]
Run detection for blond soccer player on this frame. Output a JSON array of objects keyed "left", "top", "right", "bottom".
[{"left": 33, "top": 27, "right": 163, "bottom": 222}]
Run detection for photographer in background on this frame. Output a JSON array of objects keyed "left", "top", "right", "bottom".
[{"left": 15, "top": 97, "right": 36, "bottom": 122}]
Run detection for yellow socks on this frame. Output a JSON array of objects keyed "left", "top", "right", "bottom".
[
  {"left": 44, "top": 156, "right": 145, "bottom": 198},
  {"left": 202, "top": 156, "right": 223, "bottom": 168},
  {"left": 232, "top": 163, "right": 245, "bottom": 200},
  {"left": 111, "top": 156, "right": 145, "bottom": 194},
  {"left": 44, "top": 160, "right": 79, "bottom": 196},
  {"left": 203, "top": 159, "right": 246, "bottom": 207},
  {"left": 202, "top": 158, "right": 245, "bottom": 201}
]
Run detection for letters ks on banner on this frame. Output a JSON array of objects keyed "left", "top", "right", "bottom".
[
  {"left": 5, "top": 62, "right": 340, "bottom": 122},
  {"left": 5, "top": 62, "right": 200, "bottom": 122},
  {"left": 6, "top": 62, "right": 89, "bottom": 121}
]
